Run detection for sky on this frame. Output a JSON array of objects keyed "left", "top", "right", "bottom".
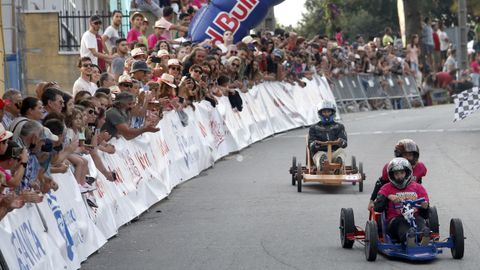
[{"left": 274, "top": 0, "right": 307, "bottom": 28}]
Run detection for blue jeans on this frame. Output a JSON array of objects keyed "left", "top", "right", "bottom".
[{"left": 135, "top": 0, "right": 162, "bottom": 18}]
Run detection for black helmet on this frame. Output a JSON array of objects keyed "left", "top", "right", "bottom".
[
  {"left": 387, "top": 157, "right": 413, "bottom": 190},
  {"left": 394, "top": 139, "right": 419, "bottom": 165}
]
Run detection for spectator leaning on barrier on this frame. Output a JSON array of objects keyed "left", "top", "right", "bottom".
[
  {"left": 102, "top": 92, "right": 159, "bottom": 140},
  {"left": 42, "top": 88, "right": 64, "bottom": 117},
  {"left": 2, "top": 89, "right": 22, "bottom": 129}
]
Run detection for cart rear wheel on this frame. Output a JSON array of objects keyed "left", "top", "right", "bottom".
[
  {"left": 296, "top": 162, "right": 302, "bottom": 192},
  {"left": 351, "top": 156, "right": 357, "bottom": 173},
  {"left": 358, "top": 162, "right": 364, "bottom": 192},
  {"left": 340, "top": 208, "right": 355, "bottom": 248},
  {"left": 428, "top": 206, "right": 439, "bottom": 235},
  {"left": 365, "top": 220, "right": 378, "bottom": 261},
  {"left": 450, "top": 218, "right": 464, "bottom": 259},
  {"left": 291, "top": 156, "right": 297, "bottom": 186}
]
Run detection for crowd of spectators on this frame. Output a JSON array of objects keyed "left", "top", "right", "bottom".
[{"left": 1, "top": 1, "right": 480, "bottom": 220}]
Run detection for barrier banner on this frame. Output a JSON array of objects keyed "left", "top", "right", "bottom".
[
  {"left": 0, "top": 204, "right": 68, "bottom": 270},
  {"left": 257, "top": 82, "right": 297, "bottom": 133},
  {"left": 0, "top": 76, "right": 335, "bottom": 270},
  {"left": 193, "top": 101, "right": 232, "bottom": 161},
  {"left": 240, "top": 85, "right": 275, "bottom": 139}
]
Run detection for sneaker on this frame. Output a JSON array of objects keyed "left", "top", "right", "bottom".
[
  {"left": 79, "top": 183, "right": 96, "bottom": 193},
  {"left": 85, "top": 194, "right": 98, "bottom": 208},
  {"left": 420, "top": 228, "right": 431, "bottom": 246},
  {"left": 85, "top": 176, "right": 96, "bottom": 185},
  {"left": 406, "top": 228, "right": 416, "bottom": 247},
  {"left": 335, "top": 157, "right": 343, "bottom": 166},
  {"left": 319, "top": 155, "right": 327, "bottom": 171}
]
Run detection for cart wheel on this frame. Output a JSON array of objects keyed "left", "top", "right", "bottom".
[
  {"left": 351, "top": 156, "right": 357, "bottom": 173},
  {"left": 296, "top": 162, "right": 302, "bottom": 192},
  {"left": 358, "top": 162, "right": 364, "bottom": 192},
  {"left": 450, "top": 218, "right": 464, "bottom": 259},
  {"left": 365, "top": 220, "right": 378, "bottom": 261},
  {"left": 291, "top": 156, "right": 297, "bottom": 186},
  {"left": 339, "top": 208, "right": 355, "bottom": 248},
  {"left": 428, "top": 206, "right": 439, "bottom": 235}
]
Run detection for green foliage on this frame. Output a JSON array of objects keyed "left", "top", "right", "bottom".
[{"left": 294, "top": 0, "right": 468, "bottom": 41}]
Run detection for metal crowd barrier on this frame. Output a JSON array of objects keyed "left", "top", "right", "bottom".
[{"left": 331, "top": 73, "right": 424, "bottom": 112}]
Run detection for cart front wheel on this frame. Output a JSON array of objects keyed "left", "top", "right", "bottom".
[
  {"left": 340, "top": 208, "right": 355, "bottom": 248},
  {"left": 365, "top": 220, "right": 378, "bottom": 261},
  {"left": 296, "top": 162, "right": 302, "bottom": 192},
  {"left": 291, "top": 156, "right": 297, "bottom": 186},
  {"left": 450, "top": 218, "right": 464, "bottom": 259},
  {"left": 358, "top": 162, "right": 364, "bottom": 192}
]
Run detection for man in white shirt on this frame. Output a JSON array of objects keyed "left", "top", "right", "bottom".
[
  {"left": 80, "top": 15, "right": 112, "bottom": 68},
  {"left": 73, "top": 57, "right": 97, "bottom": 96},
  {"left": 102, "top": 10, "right": 122, "bottom": 53},
  {"left": 437, "top": 22, "right": 450, "bottom": 63}
]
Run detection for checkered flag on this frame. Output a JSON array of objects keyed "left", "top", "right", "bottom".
[{"left": 453, "top": 87, "right": 480, "bottom": 122}]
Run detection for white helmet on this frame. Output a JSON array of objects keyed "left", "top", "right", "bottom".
[
  {"left": 387, "top": 158, "right": 413, "bottom": 189},
  {"left": 317, "top": 100, "right": 337, "bottom": 113}
]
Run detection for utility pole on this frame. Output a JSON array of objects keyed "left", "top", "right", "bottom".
[
  {"left": 458, "top": 0, "right": 468, "bottom": 70},
  {"left": 0, "top": 2, "right": 5, "bottom": 93}
]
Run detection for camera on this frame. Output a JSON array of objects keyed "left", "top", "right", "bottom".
[
  {"left": 11, "top": 147, "right": 23, "bottom": 159},
  {"left": 150, "top": 56, "right": 162, "bottom": 63}
]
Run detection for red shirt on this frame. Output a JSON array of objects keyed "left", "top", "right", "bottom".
[
  {"left": 147, "top": 34, "right": 166, "bottom": 50},
  {"left": 432, "top": 32, "right": 440, "bottom": 51},
  {"left": 335, "top": 32, "right": 343, "bottom": 46},
  {"left": 471, "top": 60, "right": 480, "bottom": 74},
  {"left": 96, "top": 33, "right": 106, "bottom": 72},
  {"left": 381, "top": 161, "right": 427, "bottom": 183},
  {"left": 127, "top": 29, "right": 142, "bottom": 44},
  {"left": 436, "top": 71, "right": 454, "bottom": 88},
  {"left": 378, "top": 182, "right": 429, "bottom": 222}
]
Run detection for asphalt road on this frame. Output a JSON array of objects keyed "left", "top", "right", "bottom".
[{"left": 82, "top": 104, "right": 480, "bottom": 270}]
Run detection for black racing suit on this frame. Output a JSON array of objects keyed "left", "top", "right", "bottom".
[{"left": 308, "top": 121, "right": 348, "bottom": 156}]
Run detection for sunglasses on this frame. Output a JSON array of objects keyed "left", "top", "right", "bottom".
[
  {"left": 231, "top": 63, "right": 239, "bottom": 68},
  {"left": 82, "top": 64, "right": 94, "bottom": 68},
  {"left": 93, "top": 21, "right": 102, "bottom": 25},
  {"left": 193, "top": 69, "right": 202, "bottom": 74},
  {"left": 230, "top": 51, "right": 238, "bottom": 55},
  {"left": 169, "top": 66, "right": 181, "bottom": 71}
]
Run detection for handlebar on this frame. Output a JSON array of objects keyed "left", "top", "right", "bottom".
[
  {"left": 393, "top": 197, "right": 426, "bottom": 209},
  {"left": 315, "top": 140, "right": 342, "bottom": 146}
]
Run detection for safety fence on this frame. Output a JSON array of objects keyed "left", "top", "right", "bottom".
[
  {"left": 0, "top": 75, "right": 334, "bottom": 270},
  {"left": 330, "top": 73, "right": 424, "bottom": 113}
]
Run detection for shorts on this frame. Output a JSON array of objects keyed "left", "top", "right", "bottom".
[{"left": 422, "top": 44, "right": 434, "bottom": 55}]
